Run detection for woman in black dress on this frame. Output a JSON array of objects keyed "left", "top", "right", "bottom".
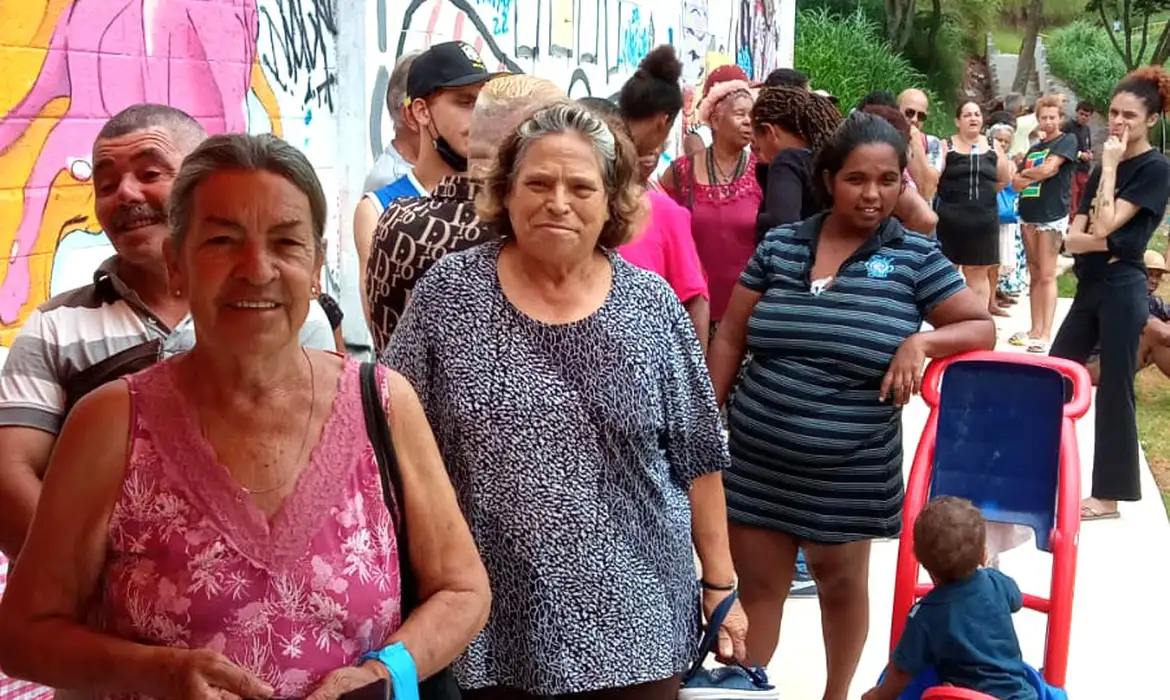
[{"left": 936, "top": 101, "right": 1014, "bottom": 308}]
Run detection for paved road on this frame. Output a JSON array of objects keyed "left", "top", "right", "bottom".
[{"left": 991, "top": 51, "right": 1019, "bottom": 94}]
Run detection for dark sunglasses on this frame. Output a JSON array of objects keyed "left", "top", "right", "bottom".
[{"left": 904, "top": 108, "right": 928, "bottom": 122}]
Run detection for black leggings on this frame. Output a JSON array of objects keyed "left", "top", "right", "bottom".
[
  {"left": 461, "top": 675, "right": 681, "bottom": 700},
  {"left": 1049, "top": 265, "right": 1148, "bottom": 501}
]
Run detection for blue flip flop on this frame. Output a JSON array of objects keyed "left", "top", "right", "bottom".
[{"left": 679, "top": 591, "right": 778, "bottom": 699}]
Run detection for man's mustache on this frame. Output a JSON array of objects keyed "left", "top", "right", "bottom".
[{"left": 109, "top": 203, "right": 167, "bottom": 231}]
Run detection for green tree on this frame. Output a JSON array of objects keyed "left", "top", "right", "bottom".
[
  {"left": 1086, "top": 0, "right": 1170, "bottom": 67},
  {"left": 1013, "top": 0, "right": 1045, "bottom": 92},
  {"left": 885, "top": 0, "right": 918, "bottom": 49},
  {"left": 944, "top": 0, "right": 1003, "bottom": 55}
]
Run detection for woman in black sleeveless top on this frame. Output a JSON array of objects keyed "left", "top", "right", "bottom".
[{"left": 936, "top": 101, "right": 1013, "bottom": 309}]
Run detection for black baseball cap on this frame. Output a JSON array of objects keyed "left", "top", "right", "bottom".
[{"left": 407, "top": 42, "right": 502, "bottom": 100}]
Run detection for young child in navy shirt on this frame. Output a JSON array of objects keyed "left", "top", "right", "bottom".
[{"left": 863, "top": 496, "right": 1037, "bottom": 700}]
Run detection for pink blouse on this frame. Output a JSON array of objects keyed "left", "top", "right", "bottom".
[
  {"left": 618, "top": 190, "right": 709, "bottom": 303},
  {"left": 94, "top": 358, "right": 402, "bottom": 698}
]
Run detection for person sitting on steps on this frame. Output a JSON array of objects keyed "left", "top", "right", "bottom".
[{"left": 1085, "top": 249, "right": 1170, "bottom": 384}]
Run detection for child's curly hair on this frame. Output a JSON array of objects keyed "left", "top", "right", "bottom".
[{"left": 913, "top": 496, "right": 986, "bottom": 584}]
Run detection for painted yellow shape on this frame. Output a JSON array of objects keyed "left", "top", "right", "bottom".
[
  {"left": 0, "top": 96, "right": 70, "bottom": 295},
  {"left": 22, "top": 170, "right": 101, "bottom": 320},
  {"left": 0, "top": 326, "right": 18, "bottom": 349},
  {"left": 551, "top": 0, "right": 574, "bottom": 49},
  {"left": 0, "top": 9, "right": 283, "bottom": 346},
  {"left": 251, "top": 59, "right": 284, "bottom": 139},
  {"left": 0, "top": 0, "right": 73, "bottom": 116},
  {"left": 0, "top": 97, "right": 99, "bottom": 339},
  {"left": 704, "top": 51, "right": 734, "bottom": 77}
]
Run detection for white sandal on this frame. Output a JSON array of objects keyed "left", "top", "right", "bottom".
[{"left": 1008, "top": 331, "right": 1031, "bottom": 347}]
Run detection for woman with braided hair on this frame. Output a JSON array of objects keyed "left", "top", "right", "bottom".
[{"left": 752, "top": 86, "right": 842, "bottom": 236}]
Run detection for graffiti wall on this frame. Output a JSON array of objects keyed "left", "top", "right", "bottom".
[
  {"left": 0, "top": 0, "right": 341, "bottom": 347},
  {"left": 369, "top": 0, "right": 794, "bottom": 166},
  {"left": 0, "top": 0, "right": 793, "bottom": 350}
]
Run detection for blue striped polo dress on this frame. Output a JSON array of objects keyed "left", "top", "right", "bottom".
[{"left": 726, "top": 213, "right": 965, "bottom": 543}]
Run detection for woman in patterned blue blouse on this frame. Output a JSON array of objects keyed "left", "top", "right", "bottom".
[
  {"left": 707, "top": 113, "right": 996, "bottom": 700},
  {"left": 388, "top": 103, "right": 748, "bottom": 698}
]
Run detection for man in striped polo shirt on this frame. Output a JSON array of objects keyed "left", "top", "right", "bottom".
[
  {"left": 0, "top": 103, "right": 209, "bottom": 700},
  {"left": 0, "top": 105, "right": 335, "bottom": 564}
]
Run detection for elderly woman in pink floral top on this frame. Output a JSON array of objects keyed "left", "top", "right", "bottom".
[{"left": 0, "top": 134, "right": 490, "bottom": 700}]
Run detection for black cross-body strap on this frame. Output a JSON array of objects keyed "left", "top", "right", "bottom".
[{"left": 359, "top": 363, "right": 420, "bottom": 610}]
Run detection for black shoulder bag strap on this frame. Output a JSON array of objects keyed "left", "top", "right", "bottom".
[{"left": 359, "top": 363, "right": 461, "bottom": 700}]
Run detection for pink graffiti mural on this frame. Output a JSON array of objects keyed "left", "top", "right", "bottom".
[{"left": 0, "top": 0, "right": 274, "bottom": 331}]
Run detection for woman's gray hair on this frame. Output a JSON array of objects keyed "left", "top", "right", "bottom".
[
  {"left": 516, "top": 103, "right": 619, "bottom": 178},
  {"left": 987, "top": 123, "right": 1015, "bottom": 140},
  {"left": 476, "top": 101, "right": 643, "bottom": 249},
  {"left": 169, "top": 133, "right": 327, "bottom": 256}
]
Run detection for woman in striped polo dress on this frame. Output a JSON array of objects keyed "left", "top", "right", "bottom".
[{"left": 707, "top": 113, "right": 996, "bottom": 700}]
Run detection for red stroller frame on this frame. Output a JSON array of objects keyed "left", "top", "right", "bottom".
[{"left": 890, "top": 351, "right": 1092, "bottom": 688}]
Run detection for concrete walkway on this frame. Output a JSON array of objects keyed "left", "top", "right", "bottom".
[{"left": 769, "top": 295, "right": 1170, "bottom": 697}]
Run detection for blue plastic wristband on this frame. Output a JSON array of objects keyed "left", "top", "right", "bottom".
[{"left": 358, "top": 642, "right": 419, "bottom": 700}]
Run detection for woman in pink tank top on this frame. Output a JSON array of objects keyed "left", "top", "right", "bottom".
[{"left": 0, "top": 135, "right": 489, "bottom": 700}]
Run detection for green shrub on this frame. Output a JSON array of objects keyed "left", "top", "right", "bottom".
[
  {"left": 900, "top": 16, "right": 966, "bottom": 112},
  {"left": 945, "top": 0, "right": 1002, "bottom": 56},
  {"left": 1047, "top": 21, "right": 1127, "bottom": 112},
  {"left": 796, "top": 0, "right": 883, "bottom": 21},
  {"left": 795, "top": 9, "right": 936, "bottom": 117},
  {"left": 1152, "top": 117, "right": 1170, "bottom": 151}
]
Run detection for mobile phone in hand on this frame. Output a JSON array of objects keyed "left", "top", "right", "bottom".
[{"left": 339, "top": 679, "right": 391, "bottom": 700}]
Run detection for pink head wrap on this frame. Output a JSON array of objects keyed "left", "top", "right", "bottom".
[{"left": 697, "top": 64, "right": 752, "bottom": 126}]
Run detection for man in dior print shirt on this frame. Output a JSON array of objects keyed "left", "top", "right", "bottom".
[
  {"left": 366, "top": 175, "right": 489, "bottom": 351},
  {"left": 365, "top": 74, "right": 567, "bottom": 354}
]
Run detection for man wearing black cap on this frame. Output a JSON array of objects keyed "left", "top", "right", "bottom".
[{"left": 354, "top": 41, "right": 498, "bottom": 325}]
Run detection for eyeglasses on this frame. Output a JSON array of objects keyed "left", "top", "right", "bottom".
[{"left": 904, "top": 108, "right": 928, "bottom": 122}]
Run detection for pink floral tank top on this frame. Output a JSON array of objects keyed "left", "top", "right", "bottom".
[
  {"left": 669, "top": 151, "right": 763, "bottom": 322},
  {"left": 96, "top": 358, "right": 402, "bottom": 697}
]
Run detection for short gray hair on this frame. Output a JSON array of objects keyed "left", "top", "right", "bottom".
[
  {"left": 987, "top": 123, "right": 1014, "bottom": 141},
  {"left": 387, "top": 53, "right": 419, "bottom": 126},
  {"left": 96, "top": 103, "right": 207, "bottom": 154},
  {"left": 516, "top": 103, "right": 619, "bottom": 178},
  {"left": 169, "top": 133, "right": 327, "bottom": 256},
  {"left": 476, "top": 102, "right": 643, "bottom": 249}
]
